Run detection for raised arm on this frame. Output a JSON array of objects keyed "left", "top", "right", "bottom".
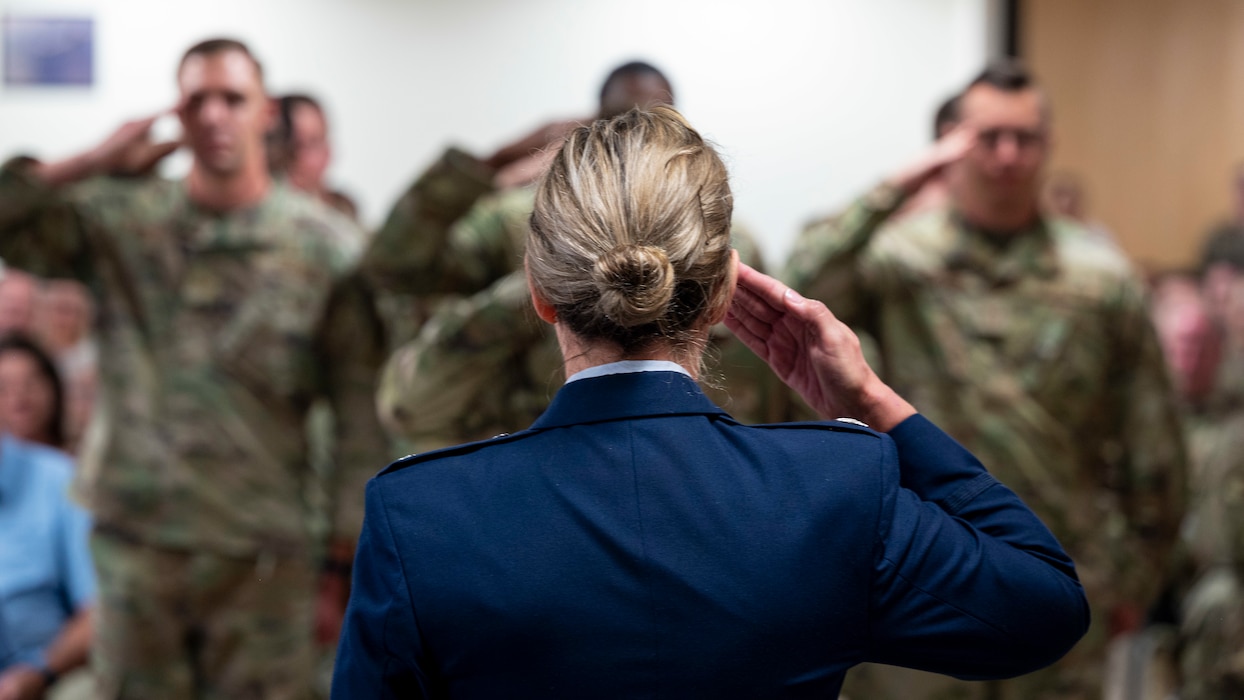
[
  {"left": 360, "top": 120, "right": 575, "bottom": 297},
  {"left": 782, "top": 127, "right": 976, "bottom": 326},
  {"left": 727, "top": 262, "right": 1089, "bottom": 676},
  {"left": 0, "top": 111, "right": 178, "bottom": 279}
]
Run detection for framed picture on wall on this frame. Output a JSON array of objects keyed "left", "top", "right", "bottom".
[{"left": 2, "top": 15, "right": 93, "bottom": 87}]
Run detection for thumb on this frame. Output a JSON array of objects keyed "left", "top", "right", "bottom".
[{"left": 783, "top": 287, "right": 806, "bottom": 307}]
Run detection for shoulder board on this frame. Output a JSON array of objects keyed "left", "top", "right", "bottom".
[
  {"left": 746, "top": 418, "right": 883, "bottom": 439},
  {"left": 378, "top": 428, "right": 543, "bottom": 477}
]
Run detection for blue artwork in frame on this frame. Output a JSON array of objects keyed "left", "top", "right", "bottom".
[{"left": 3, "top": 15, "right": 94, "bottom": 87}]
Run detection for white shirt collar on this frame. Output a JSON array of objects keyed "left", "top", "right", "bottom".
[{"left": 565, "top": 360, "right": 692, "bottom": 384}]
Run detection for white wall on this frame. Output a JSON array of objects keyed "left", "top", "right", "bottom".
[{"left": 0, "top": 0, "right": 987, "bottom": 269}]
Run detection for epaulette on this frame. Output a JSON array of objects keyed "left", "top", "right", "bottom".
[
  {"left": 377, "top": 428, "right": 542, "bottom": 477},
  {"left": 744, "top": 418, "right": 883, "bottom": 439}
]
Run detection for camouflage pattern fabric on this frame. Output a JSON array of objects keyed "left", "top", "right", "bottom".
[
  {"left": 1176, "top": 348, "right": 1244, "bottom": 700},
  {"left": 0, "top": 157, "right": 389, "bottom": 556},
  {"left": 785, "top": 183, "right": 1187, "bottom": 700},
  {"left": 90, "top": 529, "right": 316, "bottom": 700}
]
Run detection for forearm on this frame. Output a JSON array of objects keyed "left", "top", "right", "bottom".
[
  {"left": 360, "top": 147, "right": 496, "bottom": 295},
  {"left": 782, "top": 182, "right": 905, "bottom": 323},
  {"left": 44, "top": 606, "right": 92, "bottom": 679}
]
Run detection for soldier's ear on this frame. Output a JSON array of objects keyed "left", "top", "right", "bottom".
[{"left": 525, "top": 260, "right": 557, "bottom": 325}]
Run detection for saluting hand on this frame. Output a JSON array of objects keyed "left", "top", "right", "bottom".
[
  {"left": 90, "top": 109, "right": 182, "bottom": 177},
  {"left": 888, "top": 124, "right": 977, "bottom": 195},
  {"left": 32, "top": 108, "right": 181, "bottom": 187},
  {"left": 725, "top": 263, "right": 915, "bottom": 431}
]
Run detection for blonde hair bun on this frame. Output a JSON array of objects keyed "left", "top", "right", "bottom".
[{"left": 592, "top": 244, "right": 676, "bottom": 328}]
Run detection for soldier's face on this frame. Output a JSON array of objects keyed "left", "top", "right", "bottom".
[
  {"left": 177, "top": 51, "right": 273, "bottom": 176},
  {"left": 287, "top": 102, "right": 331, "bottom": 193},
  {"left": 950, "top": 85, "right": 1049, "bottom": 205}
]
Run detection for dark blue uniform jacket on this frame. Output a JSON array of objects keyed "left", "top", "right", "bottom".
[{"left": 333, "top": 370, "right": 1088, "bottom": 698}]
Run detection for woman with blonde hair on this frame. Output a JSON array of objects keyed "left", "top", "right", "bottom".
[{"left": 334, "top": 106, "right": 1088, "bottom": 698}]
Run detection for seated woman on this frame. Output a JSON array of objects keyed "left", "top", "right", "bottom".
[{"left": 333, "top": 106, "right": 1089, "bottom": 698}]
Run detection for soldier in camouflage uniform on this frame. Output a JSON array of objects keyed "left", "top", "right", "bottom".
[
  {"left": 0, "top": 39, "right": 388, "bottom": 698},
  {"left": 785, "top": 61, "right": 1186, "bottom": 700},
  {"left": 1155, "top": 255, "right": 1244, "bottom": 699},
  {"left": 1177, "top": 359, "right": 1244, "bottom": 699}
]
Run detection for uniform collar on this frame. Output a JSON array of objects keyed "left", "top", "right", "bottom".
[
  {"left": 944, "top": 211, "right": 1060, "bottom": 285},
  {"left": 565, "top": 360, "right": 691, "bottom": 384},
  {"left": 531, "top": 370, "right": 729, "bottom": 430}
]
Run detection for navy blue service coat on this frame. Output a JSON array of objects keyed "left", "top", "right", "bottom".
[{"left": 334, "top": 370, "right": 1088, "bottom": 698}]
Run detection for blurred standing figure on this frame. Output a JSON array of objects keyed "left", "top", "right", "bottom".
[
  {"left": 1198, "top": 162, "right": 1244, "bottom": 270},
  {"left": 1166, "top": 250, "right": 1244, "bottom": 699},
  {"left": 1044, "top": 171, "right": 1117, "bottom": 246},
  {"left": 786, "top": 60, "right": 1187, "bottom": 700},
  {"left": 268, "top": 94, "right": 360, "bottom": 222},
  {"left": 34, "top": 280, "right": 97, "bottom": 452},
  {"left": 0, "top": 38, "right": 388, "bottom": 698},
  {"left": 0, "top": 272, "right": 38, "bottom": 336}
]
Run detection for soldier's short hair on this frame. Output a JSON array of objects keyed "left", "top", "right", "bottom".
[
  {"left": 178, "top": 38, "right": 264, "bottom": 84},
  {"left": 1201, "top": 227, "right": 1244, "bottom": 274},
  {"left": 962, "top": 58, "right": 1050, "bottom": 124},
  {"left": 933, "top": 94, "right": 960, "bottom": 139},
  {"left": 968, "top": 59, "right": 1035, "bottom": 93},
  {"left": 267, "top": 94, "right": 325, "bottom": 174},
  {"left": 598, "top": 61, "right": 673, "bottom": 106}
]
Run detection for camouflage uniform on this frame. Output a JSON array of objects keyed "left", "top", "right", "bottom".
[
  {"left": 0, "top": 157, "right": 389, "bottom": 698},
  {"left": 786, "top": 183, "right": 1187, "bottom": 700},
  {"left": 361, "top": 147, "right": 500, "bottom": 349},
  {"left": 1176, "top": 349, "right": 1244, "bottom": 700}
]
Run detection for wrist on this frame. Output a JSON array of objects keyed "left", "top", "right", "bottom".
[{"left": 858, "top": 379, "right": 916, "bottom": 432}]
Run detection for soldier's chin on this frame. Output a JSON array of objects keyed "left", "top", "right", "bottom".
[{"left": 194, "top": 150, "right": 242, "bottom": 175}]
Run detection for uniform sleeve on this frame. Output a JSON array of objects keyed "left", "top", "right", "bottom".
[
  {"left": 317, "top": 273, "right": 395, "bottom": 543},
  {"left": 332, "top": 480, "right": 432, "bottom": 699},
  {"left": 358, "top": 147, "right": 497, "bottom": 296},
  {"left": 867, "top": 414, "right": 1090, "bottom": 679},
  {"left": 0, "top": 157, "right": 95, "bottom": 280},
  {"left": 377, "top": 271, "right": 552, "bottom": 451},
  {"left": 781, "top": 183, "right": 906, "bottom": 328},
  {"left": 1105, "top": 278, "right": 1188, "bottom": 607}
]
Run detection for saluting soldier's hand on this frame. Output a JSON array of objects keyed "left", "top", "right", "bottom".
[
  {"left": 725, "top": 263, "right": 915, "bottom": 431},
  {"left": 90, "top": 110, "right": 182, "bottom": 177},
  {"left": 888, "top": 125, "right": 977, "bottom": 195}
]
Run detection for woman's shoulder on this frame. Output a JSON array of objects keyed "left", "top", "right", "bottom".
[{"left": 375, "top": 428, "right": 543, "bottom": 480}]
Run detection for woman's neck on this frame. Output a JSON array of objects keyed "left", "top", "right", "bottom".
[{"left": 555, "top": 323, "right": 703, "bottom": 380}]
